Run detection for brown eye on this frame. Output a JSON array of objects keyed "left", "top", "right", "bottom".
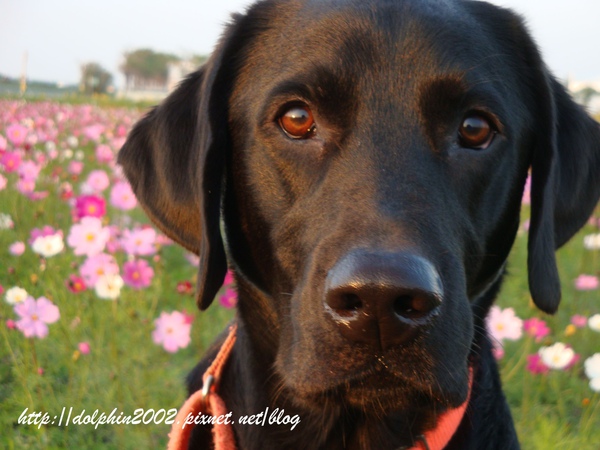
[
  {"left": 458, "top": 114, "right": 495, "bottom": 149},
  {"left": 278, "top": 106, "right": 316, "bottom": 139}
]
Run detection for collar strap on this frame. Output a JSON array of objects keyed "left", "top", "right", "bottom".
[
  {"left": 167, "top": 324, "right": 238, "bottom": 450},
  {"left": 410, "top": 367, "right": 473, "bottom": 450},
  {"left": 167, "top": 324, "right": 472, "bottom": 450}
]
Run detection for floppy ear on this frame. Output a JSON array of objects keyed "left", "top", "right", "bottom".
[
  {"left": 118, "top": 44, "right": 233, "bottom": 310},
  {"left": 527, "top": 64, "right": 600, "bottom": 314},
  {"left": 465, "top": 3, "right": 600, "bottom": 314}
]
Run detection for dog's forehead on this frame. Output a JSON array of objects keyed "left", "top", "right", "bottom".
[{"left": 234, "top": 0, "right": 504, "bottom": 102}]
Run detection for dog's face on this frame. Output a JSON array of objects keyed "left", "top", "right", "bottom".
[{"left": 119, "top": 0, "right": 600, "bottom": 419}]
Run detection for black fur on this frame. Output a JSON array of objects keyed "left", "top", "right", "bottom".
[{"left": 118, "top": 0, "right": 600, "bottom": 448}]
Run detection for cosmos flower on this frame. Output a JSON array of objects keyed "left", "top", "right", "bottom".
[
  {"left": 152, "top": 311, "right": 192, "bottom": 353},
  {"left": 14, "top": 296, "right": 60, "bottom": 339}
]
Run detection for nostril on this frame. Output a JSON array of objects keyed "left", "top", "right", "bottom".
[
  {"left": 393, "top": 293, "right": 440, "bottom": 321},
  {"left": 327, "top": 292, "right": 364, "bottom": 317}
]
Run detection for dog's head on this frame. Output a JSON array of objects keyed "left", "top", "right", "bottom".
[{"left": 119, "top": 0, "right": 600, "bottom": 418}]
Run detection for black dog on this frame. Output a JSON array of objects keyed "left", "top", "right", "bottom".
[{"left": 119, "top": 0, "right": 600, "bottom": 448}]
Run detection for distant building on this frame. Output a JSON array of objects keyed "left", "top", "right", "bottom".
[{"left": 117, "top": 59, "right": 199, "bottom": 102}]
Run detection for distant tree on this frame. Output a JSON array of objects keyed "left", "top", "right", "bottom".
[
  {"left": 80, "top": 63, "right": 113, "bottom": 95},
  {"left": 577, "top": 87, "right": 599, "bottom": 107},
  {"left": 120, "top": 49, "right": 180, "bottom": 90}
]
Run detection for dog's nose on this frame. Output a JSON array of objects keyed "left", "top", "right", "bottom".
[{"left": 324, "top": 250, "right": 443, "bottom": 350}]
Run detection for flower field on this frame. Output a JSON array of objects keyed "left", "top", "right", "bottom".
[{"left": 0, "top": 99, "right": 598, "bottom": 449}]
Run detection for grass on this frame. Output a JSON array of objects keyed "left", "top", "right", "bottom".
[{"left": 0, "top": 99, "right": 598, "bottom": 449}]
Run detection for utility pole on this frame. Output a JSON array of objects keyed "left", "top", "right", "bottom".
[{"left": 20, "top": 51, "right": 28, "bottom": 95}]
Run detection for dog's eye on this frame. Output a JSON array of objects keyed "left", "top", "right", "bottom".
[
  {"left": 458, "top": 114, "right": 495, "bottom": 149},
  {"left": 278, "top": 106, "right": 316, "bottom": 139}
]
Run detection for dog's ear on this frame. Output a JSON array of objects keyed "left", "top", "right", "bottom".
[
  {"left": 527, "top": 76, "right": 600, "bottom": 314},
  {"left": 118, "top": 37, "right": 237, "bottom": 310},
  {"left": 470, "top": 3, "right": 600, "bottom": 313}
]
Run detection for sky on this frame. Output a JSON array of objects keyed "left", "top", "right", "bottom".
[{"left": 1, "top": 0, "right": 599, "bottom": 88}]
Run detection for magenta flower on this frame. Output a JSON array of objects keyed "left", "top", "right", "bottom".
[
  {"left": 66, "top": 274, "right": 87, "bottom": 293},
  {"left": 79, "top": 253, "right": 119, "bottom": 286},
  {"left": 574, "top": 274, "right": 599, "bottom": 291},
  {"left": 85, "top": 170, "right": 110, "bottom": 192},
  {"left": 121, "top": 227, "right": 157, "bottom": 256},
  {"left": 9, "top": 241, "right": 25, "bottom": 256},
  {"left": 74, "top": 195, "right": 106, "bottom": 219},
  {"left": 67, "top": 217, "right": 110, "bottom": 257},
  {"left": 526, "top": 354, "right": 550, "bottom": 375},
  {"left": 223, "top": 270, "right": 235, "bottom": 286},
  {"left": 1, "top": 151, "right": 22, "bottom": 173},
  {"left": 14, "top": 296, "right": 60, "bottom": 339},
  {"left": 123, "top": 259, "right": 154, "bottom": 289},
  {"left": 486, "top": 306, "right": 523, "bottom": 343},
  {"left": 219, "top": 288, "right": 238, "bottom": 308},
  {"left": 6, "top": 123, "right": 28, "bottom": 146},
  {"left": 152, "top": 311, "right": 192, "bottom": 353},
  {"left": 523, "top": 318, "right": 550, "bottom": 342},
  {"left": 110, "top": 181, "right": 137, "bottom": 210}
]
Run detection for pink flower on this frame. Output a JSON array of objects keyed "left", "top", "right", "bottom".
[
  {"left": 6, "top": 319, "right": 16, "bottom": 330},
  {"left": 526, "top": 354, "right": 550, "bottom": 375},
  {"left": 1, "top": 151, "right": 21, "bottom": 172},
  {"left": 17, "top": 160, "right": 42, "bottom": 181},
  {"left": 223, "top": 270, "right": 235, "bottom": 286},
  {"left": 17, "top": 178, "right": 35, "bottom": 195},
  {"left": 523, "top": 318, "right": 551, "bottom": 342},
  {"left": 0, "top": 174, "right": 7, "bottom": 191},
  {"left": 78, "top": 342, "right": 91, "bottom": 354},
  {"left": 79, "top": 253, "right": 119, "bottom": 286},
  {"left": 121, "top": 227, "right": 157, "bottom": 256},
  {"left": 0, "top": 134, "right": 6, "bottom": 151},
  {"left": 571, "top": 314, "right": 588, "bottom": 328},
  {"left": 122, "top": 259, "right": 154, "bottom": 289},
  {"left": 66, "top": 275, "right": 87, "bottom": 293},
  {"left": 574, "top": 274, "right": 599, "bottom": 291},
  {"left": 95, "top": 144, "right": 113, "bottom": 163},
  {"left": 29, "top": 226, "right": 61, "bottom": 245},
  {"left": 110, "top": 181, "right": 137, "bottom": 210},
  {"left": 74, "top": 195, "right": 106, "bottom": 219},
  {"left": 83, "top": 124, "right": 105, "bottom": 142},
  {"left": 67, "top": 217, "right": 110, "bottom": 257},
  {"left": 14, "top": 296, "right": 60, "bottom": 339},
  {"left": 152, "top": 311, "right": 192, "bottom": 353},
  {"left": 219, "top": 288, "right": 238, "bottom": 308},
  {"left": 486, "top": 306, "right": 523, "bottom": 342},
  {"left": 521, "top": 174, "right": 531, "bottom": 205},
  {"left": 6, "top": 123, "right": 28, "bottom": 146},
  {"left": 85, "top": 170, "right": 110, "bottom": 192},
  {"left": 9, "top": 241, "right": 25, "bottom": 256},
  {"left": 68, "top": 161, "right": 84, "bottom": 175}
]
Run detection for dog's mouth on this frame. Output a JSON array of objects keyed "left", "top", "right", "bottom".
[{"left": 284, "top": 351, "right": 468, "bottom": 414}]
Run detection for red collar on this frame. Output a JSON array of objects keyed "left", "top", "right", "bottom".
[{"left": 167, "top": 325, "right": 472, "bottom": 450}]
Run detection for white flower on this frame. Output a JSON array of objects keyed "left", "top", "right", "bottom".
[
  {"left": 584, "top": 353, "right": 600, "bottom": 380},
  {"left": 589, "top": 314, "right": 600, "bottom": 332},
  {"left": 94, "top": 274, "right": 124, "bottom": 300},
  {"left": 75, "top": 150, "right": 85, "bottom": 161},
  {"left": 538, "top": 342, "right": 575, "bottom": 370},
  {"left": 32, "top": 234, "right": 64, "bottom": 258},
  {"left": 583, "top": 233, "right": 600, "bottom": 250},
  {"left": 0, "top": 213, "right": 14, "bottom": 230},
  {"left": 590, "top": 377, "right": 600, "bottom": 392},
  {"left": 5, "top": 286, "right": 29, "bottom": 305},
  {"left": 67, "top": 136, "right": 79, "bottom": 148}
]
